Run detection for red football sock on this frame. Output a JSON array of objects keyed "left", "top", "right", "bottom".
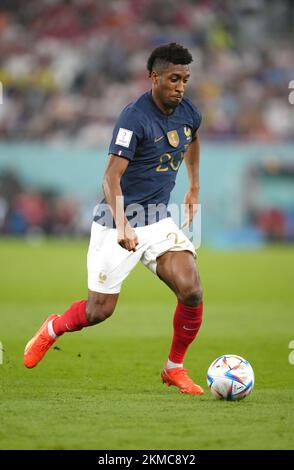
[
  {"left": 52, "top": 300, "right": 90, "bottom": 336},
  {"left": 168, "top": 302, "right": 203, "bottom": 364}
]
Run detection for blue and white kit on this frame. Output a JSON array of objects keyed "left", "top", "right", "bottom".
[{"left": 88, "top": 91, "right": 202, "bottom": 293}]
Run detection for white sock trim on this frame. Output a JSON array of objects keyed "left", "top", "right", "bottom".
[
  {"left": 48, "top": 319, "right": 57, "bottom": 339},
  {"left": 167, "top": 359, "right": 183, "bottom": 369}
]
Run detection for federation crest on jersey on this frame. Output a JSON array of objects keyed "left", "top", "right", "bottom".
[
  {"left": 184, "top": 126, "right": 191, "bottom": 139},
  {"left": 167, "top": 130, "right": 179, "bottom": 148},
  {"left": 99, "top": 272, "right": 107, "bottom": 283}
]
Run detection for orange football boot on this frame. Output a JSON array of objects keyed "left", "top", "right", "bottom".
[
  {"left": 161, "top": 367, "right": 205, "bottom": 395},
  {"left": 24, "top": 314, "right": 58, "bottom": 368}
]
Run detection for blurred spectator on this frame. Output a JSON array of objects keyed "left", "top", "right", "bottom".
[
  {"left": 255, "top": 208, "right": 287, "bottom": 242},
  {"left": 0, "top": 169, "right": 81, "bottom": 236},
  {"left": 54, "top": 197, "right": 80, "bottom": 235},
  {"left": 0, "top": 0, "right": 293, "bottom": 146}
]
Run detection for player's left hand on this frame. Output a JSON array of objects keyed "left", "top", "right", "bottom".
[{"left": 181, "top": 188, "right": 199, "bottom": 228}]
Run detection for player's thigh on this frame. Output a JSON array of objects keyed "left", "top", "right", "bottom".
[
  {"left": 156, "top": 250, "right": 202, "bottom": 303},
  {"left": 87, "top": 222, "right": 143, "bottom": 294},
  {"left": 140, "top": 217, "right": 196, "bottom": 274}
]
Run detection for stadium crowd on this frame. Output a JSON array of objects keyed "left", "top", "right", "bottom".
[
  {"left": 0, "top": 169, "right": 80, "bottom": 236},
  {"left": 0, "top": 0, "right": 293, "bottom": 146}
]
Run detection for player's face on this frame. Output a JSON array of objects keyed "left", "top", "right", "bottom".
[{"left": 152, "top": 64, "right": 190, "bottom": 111}]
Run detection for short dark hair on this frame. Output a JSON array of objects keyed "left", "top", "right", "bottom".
[{"left": 147, "top": 42, "right": 193, "bottom": 77}]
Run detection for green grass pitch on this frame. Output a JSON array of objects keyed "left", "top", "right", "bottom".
[{"left": 0, "top": 239, "right": 293, "bottom": 450}]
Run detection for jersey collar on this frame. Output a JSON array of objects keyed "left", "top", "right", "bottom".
[{"left": 147, "top": 90, "right": 179, "bottom": 118}]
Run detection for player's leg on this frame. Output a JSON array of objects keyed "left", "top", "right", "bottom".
[
  {"left": 23, "top": 291, "right": 119, "bottom": 369},
  {"left": 23, "top": 221, "right": 141, "bottom": 369},
  {"left": 156, "top": 250, "right": 204, "bottom": 394},
  {"left": 52, "top": 289, "right": 120, "bottom": 335},
  {"left": 156, "top": 250, "right": 202, "bottom": 306},
  {"left": 24, "top": 219, "right": 147, "bottom": 368}
]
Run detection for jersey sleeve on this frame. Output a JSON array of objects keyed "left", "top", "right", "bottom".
[
  {"left": 191, "top": 106, "right": 202, "bottom": 140},
  {"left": 108, "top": 106, "right": 145, "bottom": 161}
]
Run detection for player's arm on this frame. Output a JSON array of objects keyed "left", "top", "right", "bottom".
[
  {"left": 182, "top": 133, "right": 200, "bottom": 227},
  {"left": 103, "top": 154, "right": 138, "bottom": 252}
]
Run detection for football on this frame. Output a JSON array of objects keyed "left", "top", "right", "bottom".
[{"left": 207, "top": 354, "right": 254, "bottom": 401}]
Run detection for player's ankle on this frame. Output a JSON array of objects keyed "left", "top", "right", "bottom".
[
  {"left": 47, "top": 318, "right": 58, "bottom": 339},
  {"left": 166, "top": 359, "right": 183, "bottom": 369}
]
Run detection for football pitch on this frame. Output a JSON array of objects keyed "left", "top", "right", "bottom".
[{"left": 0, "top": 239, "right": 293, "bottom": 450}]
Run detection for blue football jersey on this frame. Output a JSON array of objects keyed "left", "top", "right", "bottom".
[{"left": 94, "top": 91, "right": 202, "bottom": 227}]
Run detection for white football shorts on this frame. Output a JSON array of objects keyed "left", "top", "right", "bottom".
[{"left": 87, "top": 217, "right": 196, "bottom": 294}]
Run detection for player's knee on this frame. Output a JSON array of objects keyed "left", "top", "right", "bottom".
[
  {"left": 178, "top": 285, "right": 203, "bottom": 307},
  {"left": 86, "top": 301, "right": 115, "bottom": 324}
]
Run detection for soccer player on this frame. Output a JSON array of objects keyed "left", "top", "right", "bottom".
[{"left": 24, "top": 43, "right": 204, "bottom": 395}]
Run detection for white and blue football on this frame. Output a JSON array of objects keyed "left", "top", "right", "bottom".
[{"left": 207, "top": 354, "right": 254, "bottom": 401}]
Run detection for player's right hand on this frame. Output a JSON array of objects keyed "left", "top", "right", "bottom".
[{"left": 117, "top": 225, "right": 139, "bottom": 252}]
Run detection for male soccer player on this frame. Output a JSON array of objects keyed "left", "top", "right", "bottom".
[{"left": 24, "top": 43, "right": 204, "bottom": 395}]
